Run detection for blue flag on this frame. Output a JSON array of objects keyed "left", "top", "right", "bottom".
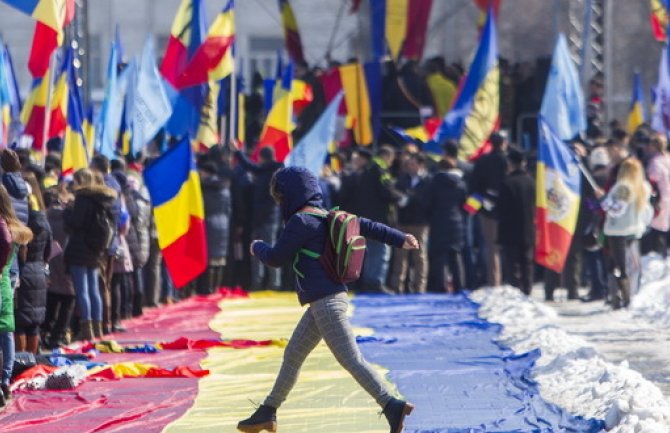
[
  {"left": 540, "top": 34, "right": 586, "bottom": 141},
  {"left": 98, "top": 42, "right": 120, "bottom": 159},
  {"left": 131, "top": 36, "right": 173, "bottom": 155},
  {"left": 285, "top": 92, "right": 344, "bottom": 176}
]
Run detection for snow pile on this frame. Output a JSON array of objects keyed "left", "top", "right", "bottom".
[
  {"left": 631, "top": 254, "right": 670, "bottom": 326},
  {"left": 471, "top": 286, "right": 670, "bottom": 433}
]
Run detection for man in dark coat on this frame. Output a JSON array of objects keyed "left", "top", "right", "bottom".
[
  {"left": 235, "top": 147, "right": 284, "bottom": 291},
  {"left": 471, "top": 131, "right": 509, "bottom": 287},
  {"left": 426, "top": 159, "right": 467, "bottom": 292},
  {"left": 351, "top": 146, "right": 404, "bottom": 292},
  {"left": 497, "top": 148, "right": 535, "bottom": 295},
  {"left": 388, "top": 152, "right": 430, "bottom": 293}
]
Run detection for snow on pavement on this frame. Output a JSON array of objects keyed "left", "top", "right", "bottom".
[{"left": 471, "top": 286, "right": 670, "bottom": 433}]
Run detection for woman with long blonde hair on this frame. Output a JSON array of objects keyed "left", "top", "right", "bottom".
[
  {"left": 602, "top": 158, "right": 652, "bottom": 309},
  {"left": 0, "top": 185, "right": 32, "bottom": 405}
]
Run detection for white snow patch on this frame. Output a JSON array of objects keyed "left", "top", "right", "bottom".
[
  {"left": 471, "top": 286, "right": 670, "bottom": 433},
  {"left": 632, "top": 254, "right": 670, "bottom": 326}
]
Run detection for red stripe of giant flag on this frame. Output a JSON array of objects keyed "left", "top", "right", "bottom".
[
  {"left": 402, "top": 0, "right": 433, "bottom": 60},
  {"left": 28, "top": 0, "right": 75, "bottom": 78},
  {"left": 176, "top": 0, "right": 235, "bottom": 88},
  {"left": 143, "top": 137, "right": 207, "bottom": 288},
  {"left": 279, "top": 0, "right": 305, "bottom": 64},
  {"left": 535, "top": 119, "right": 581, "bottom": 273},
  {"left": 651, "top": 0, "right": 669, "bottom": 42}
]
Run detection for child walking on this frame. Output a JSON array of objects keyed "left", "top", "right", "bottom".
[{"left": 238, "top": 167, "right": 419, "bottom": 433}]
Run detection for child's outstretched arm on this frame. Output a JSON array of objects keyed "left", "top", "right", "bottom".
[
  {"left": 250, "top": 218, "right": 309, "bottom": 267},
  {"left": 359, "top": 218, "right": 420, "bottom": 250}
]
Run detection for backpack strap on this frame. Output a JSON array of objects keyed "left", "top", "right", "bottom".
[
  {"left": 297, "top": 206, "right": 328, "bottom": 218},
  {"left": 292, "top": 248, "right": 321, "bottom": 279}
]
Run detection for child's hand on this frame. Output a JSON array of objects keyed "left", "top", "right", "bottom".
[
  {"left": 402, "top": 234, "right": 420, "bottom": 250},
  {"left": 250, "top": 240, "right": 262, "bottom": 256}
]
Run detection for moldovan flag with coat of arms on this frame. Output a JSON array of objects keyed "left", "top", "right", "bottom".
[
  {"left": 535, "top": 119, "right": 581, "bottom": 273},
  {"left": 143, "top": 137, "right": 207, "bottom": 288}
]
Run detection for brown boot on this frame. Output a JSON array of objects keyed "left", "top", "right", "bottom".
[
  {"left": 92, "top": 322, "right": 103, "bottom": 339},
  {"left": 79, "top": 321, "right": 95, "bottom": 342},
  {"left": 237, "top": 405, "right": 277, "bottom": 433}
]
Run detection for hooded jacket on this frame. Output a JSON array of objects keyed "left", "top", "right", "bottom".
[
  {"left": 201, "top": 175, "right": 232, "bottom": 260},
  {"left": 3, "top": 172, "right": 29, "bottom": 286},
  {"left": 64, "top": 185, "right": 117, "bottom": 268},
  {"left": 252, "top": 167, "right": 407, "bottom": 305}
]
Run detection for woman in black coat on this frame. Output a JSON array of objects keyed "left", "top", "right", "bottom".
[
  {"left": 15, "top": 172, "right": 52, "bottom": 354},
  {"left": 426, "top": 159, "right": 467, "bottom": 293}
]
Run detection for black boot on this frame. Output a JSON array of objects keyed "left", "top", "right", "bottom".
[
  {"left": 237, "top": 404, "right": 277, "bottom": 433},
  {"left": 383, "top": 398, "right": 414, "bottom": 433}
]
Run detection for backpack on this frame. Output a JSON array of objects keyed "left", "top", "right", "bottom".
[
  {"left": 294, "top": 207, "right": 366, "bottom": 284},
  {"left": 86, "top": 203, "right": 115, "bottom": 253}
]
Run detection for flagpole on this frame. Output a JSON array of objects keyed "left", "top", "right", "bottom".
[
  {"left": 41, "top": 50, "right": 57, "bottom": 164},
  {"left": 228, "top": 57, "right": 237, "bottom": 147}
]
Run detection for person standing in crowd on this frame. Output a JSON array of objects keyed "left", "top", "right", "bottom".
[
  {"left": 389, "top": 152, "right": 429, "bottom": 294},
  {"left": 602, "top": 158, "right": 652, "bottom": 309},
  {"left": 110, "top": 168, "right": 134, "bottom": 332},
  {"left": 352, "top": 146, "right": 404, "bottom": 293},
  {"left": 426, "top": 157, "right": 467, "bottom": 293},
  {"left": 497, "top": 148, "right": 535, "bottom": 295},
  {"left": 124, "top": 171, "right": 151, "bottom": 316},
  {"left": 42, "top": 187, "right": 76, "bottom": 349},
  {"left": 235, "top": 147, "right": 283, "bottom": 291},
  {"left": 64, "top": 169, "right": 117, "bottom": 340},
  {"left": 90, "top": 155, "right": 122, "bottom": 334},
  {"left": 197, "top": 161, "right": 232, "bottom": 295},
  {"left": 580, "top": 146, "right": 610, "bottom": 302},
  {"left": 642, "top": 132, "right": 670, "bottom": 257},
  {"left": 471, "top": 131, "right": 508, "bottom": 287},
  {"left": 237, "top": 167, "right": 417, "bottom": 433},
  {"left": 0, "top": 185, "right": 32, "bottom": 406},
  {"left": 14, "top": 172, "right": 51, "bottom": 354}
]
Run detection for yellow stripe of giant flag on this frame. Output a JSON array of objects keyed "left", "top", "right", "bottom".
[
  {"left": 340, "top": 63, "right": 373, "bottom": 146},
  {"left": 153, "top": 171, "right": 205, "bottom": 249}
]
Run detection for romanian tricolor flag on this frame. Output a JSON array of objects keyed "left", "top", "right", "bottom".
[
  {"left": 161, "top": 0, "right": 208, "bottom": 138},
  {"left": 535, "top": 119, "right": 581, "bottom": 273},
  {"left": 21, "top": 51, "right": 70, "bottom": 151},
  {"left": 627, "top": 72, "right": 646, "bottom": 133},
  {"left": 473, "top": 0, "right": 501, "bottom": 29},
  {"left": 83, "top": 105, "right": 96, "bottom": 158},
  {"left": 144, "top": 137, "right": 207, "bottom": 288},
  {"left": 61, "top": 49, "right": 88, "bottom": 177},
  {"left": 651, "top": 0, "right": 669, "bottom": 42},
  {"left": 257, "top": 63, "right": 294, "bottom": 162},
  {"left": 278, "top": 0, "right": 305, "bottom": 64},
  {"left": 28, "top": 0, "right": 75, "bottom": 78},
  {"left": 431, "top": 10, "right": 499, "bottom": 160},
  {"left": 194, "top": 80, "right": 221, "bottom": 150},
  {"left": 463, "top": 193, "right": 484, "bottom": 215},
  {"left": 369, "top": 0, "right": 433, "bottom": 61},
  {"left": 176, "top": 0, "right": 235, "bottom": 89},
  {"left": 291, "top": 79, "right": 313, "bottom": 117}
]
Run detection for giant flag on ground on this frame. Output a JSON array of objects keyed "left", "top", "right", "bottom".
[
  {"left": 651, "top": 0, "right": 669, "bottom": 42},
  {"left": 278, "top": 0, "right": 305, "bottom": 64},
  {"left": 535, "top": 34, "right": 584, "bottom": 273},
  {"left": 627, "top": 72, "right": 646, "bottom": 133},
  {"left": 285, "top": 91, "right": 343, "bottom": 176},
  {"left": 161, "top": 0, "right": 208, "bottom": 139},
  {"left": 431, "top": 10, "right": 499, "bottom": 159},
  {"left": 176, "top": 0, "right": 235, "bottom": 89},
  {"left": 653, "top": 46, "right": 670, "bottom": 134},
  {"left": 144, "top": 137, "right": 206, "bottom": 288},
  {"left": 62, "top": 49, "right": 89, "bottom": 176},
  {"left": 257, "top": 63, "right": 294, "bottom": 162}
]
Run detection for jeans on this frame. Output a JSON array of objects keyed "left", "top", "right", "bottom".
[
  {"left": 584, "top": 250, "right": 607, "bottom": 298},
  {"left": 70, "top": 266, "right": 102, "bottom": 321},
  {"left": 0, "top": 331, "right": 14, "bottom": 386},
  {"left": 360, "top": 239, "right": 391, "bottom": 290},
  {"left": 251, "top": 221, "right": 281, "bottom": 290}
]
